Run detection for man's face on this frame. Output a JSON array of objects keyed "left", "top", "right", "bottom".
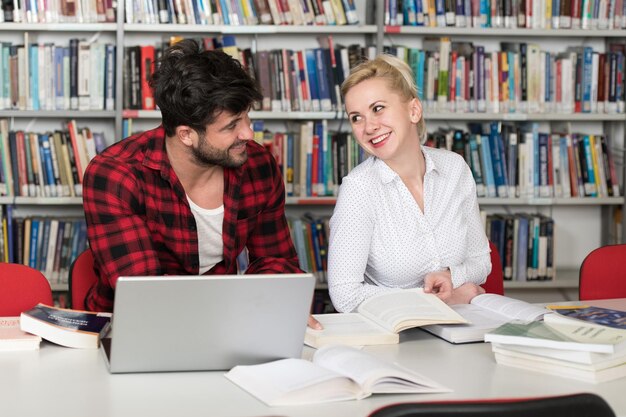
[{"left": 192, "top": 110, "right": 254, "bottom": 168}]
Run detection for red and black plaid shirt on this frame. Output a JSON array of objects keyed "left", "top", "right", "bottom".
[{"left": 83, "top": 125, "right": 301, "bottom": 312}]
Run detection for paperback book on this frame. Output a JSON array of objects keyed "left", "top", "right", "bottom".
[
  {"left": 0, "top": 316, "right": 41, "bottom": 351},
  {"left": 547, "top": 305, "right": 626, "bottom": 330},
  {"left": 224, "top": 345, "right": 451, "bottom": 406},
  {"left": 492, "top": 345, "right": 626, "bottom": 384},
  {"left": 305, "top": 289, "right": 467, "bottom": 348},
  {"left": 485, "top": 316, "right": 626, "bottom": 354},
  {"left": 20, "top": 304, "right": 111, "bottom": 349}
]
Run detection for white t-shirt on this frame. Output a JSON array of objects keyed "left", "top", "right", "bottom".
[
  {"left": 186, "top": 196, "right": 224, "bottom": 274},
  {"left": 327, "top": 146, "right": 491, "bottom": 313}
]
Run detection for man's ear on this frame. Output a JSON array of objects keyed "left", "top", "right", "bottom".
[
  {"left": 174, "top": 125, "right": 195, "bottom": 147},
  {"left": 409, "top": 98, "right": 423, "bottom": 124}
]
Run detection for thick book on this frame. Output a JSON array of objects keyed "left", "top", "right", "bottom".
[
  {"left": 224, "top": 345, "right": 451, "bottom": 406},
  {"left": 491, "top": 342, "right": 626, "bottom": 366},
  {"left": 485, "top": 316, "right": 626, "bottom": 354},
  {"left": 20, "top": 304, "right": 111, "bottom": 349},
  {"left": 547, "top": 305, "right": 626, "bottom": 330},
  {"left": 0, "top": 316, "right": 41, "bottom": 351},
  {"left": 305, "top": 289, "right": 467, "bottom": 348},
  {"left": 421, "top": 293, "right": 549, "bottom": 344},
  {"left": 492, "top": 346, "right": 626, "bottom": 384}
]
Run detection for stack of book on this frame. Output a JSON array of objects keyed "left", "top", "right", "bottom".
[{"left": 485, "top": 306, "right": 626, "bottom": 383}]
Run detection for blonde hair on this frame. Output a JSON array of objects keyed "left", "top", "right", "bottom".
[{"left": 341, "top": 54, "right": 427, "bottom": 143}]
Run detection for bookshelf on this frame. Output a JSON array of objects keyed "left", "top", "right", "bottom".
[
  {"left": 1, "top": 0, "right": 625, "bottom": 303},
  {"left": 376, "top": 2, "right": 626, "bottom": 300}
]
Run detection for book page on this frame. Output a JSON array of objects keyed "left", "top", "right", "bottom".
[
  {"left": 471, "top": 293, "right": 549, "bottom": 321},
  {"left": 357, "top": 289, "right": 467, "bottom": 333},
  {"left": 224, "top": 358, "right": 362, "bottom": 406},
  {"left": 312, "top": 345, "right": 451, "bottom": 394},
  {"left": 305, "top": 313, "right": 398, "bottom": 348}
]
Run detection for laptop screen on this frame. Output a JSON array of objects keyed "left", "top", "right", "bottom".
[{"left": 103, "top": 274, "right": 316, "bottom": 373}]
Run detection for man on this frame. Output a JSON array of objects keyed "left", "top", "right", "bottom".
[{"left": 83, "top": 39, "right": 316, "bottom": 327}]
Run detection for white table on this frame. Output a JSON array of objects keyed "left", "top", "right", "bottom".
[{"left": 1, "top": 299, "right": 625, "bottom": 417}]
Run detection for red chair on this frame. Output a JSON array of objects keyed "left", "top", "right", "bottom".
[
  {"left": 0, "top": 263, "right": 54, "bottom": 316},
  {"left": 480, "top": 240, "right": 505, "bottom": 296},
  {"left": 68, "top": 249, "right": 99, "bottom": 310},
  {"left": 367, "top": 393, "right": 615, "bottom": 417},
  {"left": 579, "top": 244, "right": 626, "bottom": 300}
]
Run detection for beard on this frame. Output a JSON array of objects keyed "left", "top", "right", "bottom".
[{"left": 191, "top": 135, "right": 248, "bottom": 168}]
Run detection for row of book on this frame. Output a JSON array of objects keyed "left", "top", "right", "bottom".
[
  {"left": 0, "top": 0, "right": 116, "bottom": 22},
  {"left": 123, "top": 36, "right": 374, "bottom": 112},
  {"left": 0, "top": 119, "right": 106, "bottom": 197},
  {"left": 428, "top": 122, "right": 622, "bottom": 199},
  {"left": 0, "top": 39, "right": 116, "bottom": 112},
  {"left": 485, "top": 212, "right": 555, "bottom": 282},
  {"left": 0, "top": 207, "right": 88, "bottom": 285},
  {"left": 254, "top": 120, "right": 368, "bottom": 197},
  {"left": 126, "top": 0, "right": 361, "bottom": 25},
  {"left": 385, "top": 0, "right": 626, "bottom": 29},
  {"left": 386, "top": 38, "right": 626, "bottom": 114},
  {"left": 125, "top": 35, "right": 626, "bottom": 115},
  {"left": 288, "top": 213, "right": 329, "bottom": 282},
  {"left": 286, "top": 209, "right": 552, "bottom": 289}
]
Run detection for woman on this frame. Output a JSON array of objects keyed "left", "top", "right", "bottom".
[{"left": 327, "top": 55, "right": 491, "bottom": 313}]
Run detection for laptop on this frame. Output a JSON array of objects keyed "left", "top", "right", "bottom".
[{"left": 100, "top": 273, "right": 316, "bottom": 373}]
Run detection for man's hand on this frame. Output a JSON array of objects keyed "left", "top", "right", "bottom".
[
  {"left": 447, "top": 282, "right": 485, "bottom": 305},
  {"left": 423, "top": 270, "right": 453, "bottom": 303},
  {"left": 307, "top": 315, "right": 323, "bottom": 330}
]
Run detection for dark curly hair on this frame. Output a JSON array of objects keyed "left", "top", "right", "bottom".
[{"left": 150, "top": 39, "right": 262, "bottom": 136}]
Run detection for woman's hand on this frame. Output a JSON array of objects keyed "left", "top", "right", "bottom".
[
  {"left": 423, "top": 270, "right": 453, "bottom": 303},
  {"left": 447, "top": 282, "right": 485, "bottom": 305},
  {"left": 307, "top": 315, "right": 323, "bottom": 330}
]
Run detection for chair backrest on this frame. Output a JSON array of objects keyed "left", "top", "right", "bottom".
[
  {"left": 68, "top": 249, "right": 98, "bottom": 310},
  {"left": 368, "top": 393, "right": 616, "bottom": 417},
  {"left": 480, "top": 240, "right": 505, "bottom": 296},
  {"left": 579, "top": 243, "right": 626, "bottom": 301},
  {"left": 0, "top": 263, "right": 54, "bottom": 316}
]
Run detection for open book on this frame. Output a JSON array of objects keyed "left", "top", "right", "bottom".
[
  {"left": 224, "top": 345, "right": 451, "bottom": 406},
  {"left": 421, "top": 293, "right": 550, "bottom": 344},
  {"left": 305, "top": 289, "right": 467, "bottom": 348}
]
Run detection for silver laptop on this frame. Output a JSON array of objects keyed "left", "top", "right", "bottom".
[{"left": 100, "top": 273, "right": 316, "bottom": 373}]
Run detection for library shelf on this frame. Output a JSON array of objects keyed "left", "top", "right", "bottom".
[
  {"left": 0, "top": 23, "right": 117, "bottom": 31},
  {"left": 423, "top": 113, "right": 626, "bottom": 122},
  {"left": 384, "top": 26, "right": 626, "bottom": 38},
  {"left": 122, "top": 109, "right": 349, "bottom": 120},
  {"left": 0, "top": 111, "right": 116, "bottom": 119},
  {"left": 12, "top": 197, "right": 83, "bottom": 205},
  {"left": 123, "top": 23, "right": 378, "bottom": 34}
]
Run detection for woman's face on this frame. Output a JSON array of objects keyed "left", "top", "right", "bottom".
[{"left": 344, "top": 77, "right": 422, "bottom": 161}]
